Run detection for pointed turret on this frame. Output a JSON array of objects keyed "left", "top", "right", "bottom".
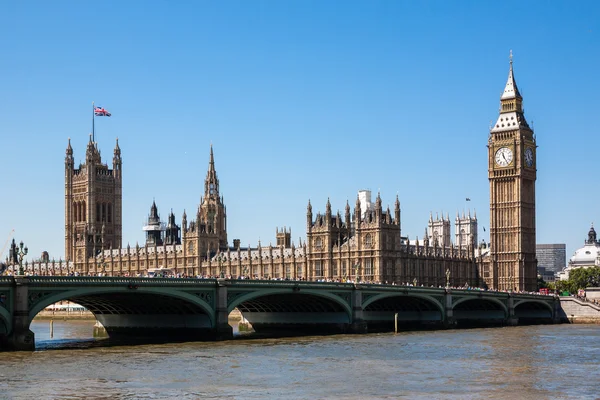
[
  {"left": 86, "top": 133, "right": 99, "bottom": 163},
  {"left": 394, "top": 195, "right": 400, "bottom": 226},
  {"left": 182, "top": 209, "right": 188, "bottom": 233},
  {"left": 306, "top": 199, "right": 313, "bottom": 231},
  {"left": 345, "top": 200, "right": 351, "bottom": 227},
  {"left": 501, "top": 51, "right": 522, "bottom": 101},
  {"left": 204, "top": 144, "right": 219, "bottom": 200},
  {"left": 491, "top": 51, "right": 531, "bottom": 133},
  {"left": 144, "top": 200, "right": 164, "bottom": 246},
  {"left": 165, "top": 210, "right": 181, "bottom": 245},
  {"left": 66, "top": 138, "right": 73, "bottom": 157},
  {"left": 65, "top": 138, "right": 74, "bottom": 179},
  {"left": 112, "top": 138, "right": 122, "bottom": 179},
  {"left": 375, "top": 192, "right": 382, "bottom": 222},
  {"left": 355, "top": 195, "right": 361, "bottom": 226}
]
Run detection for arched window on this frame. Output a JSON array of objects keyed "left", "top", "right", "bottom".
[
  {"left": 365, "top": 234, "right": 372, "bottom": 247},
  {"left": 315, "top": 237, "right": 323, "bottom": 250}
]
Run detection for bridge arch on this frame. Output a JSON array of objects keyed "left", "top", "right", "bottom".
[
  {"left": 28, "top": 287, "right": 216, "bottom": 327},
  {"left": 228, "top": 288, "right": 353, "bottom": 334},
  {"left": 362, "top": 293, "right": 445, "bottom": 315},
  {"left": 513, "top": 299, "right": 554, "bottom": 320},
  {"left": 513, "top": 299, "right": 554, "bottom": 313},
  {"left": 452, "top": 296, "right": 508, "bottom": 315},
  {"left": 228, "top": 289, "right": 352, "bottom": 317},
  {"left": 0, "top": 307, "right": 11, "bottom": 335}
]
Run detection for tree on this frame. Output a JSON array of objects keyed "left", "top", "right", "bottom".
[{"left": 557, "top": 266, "right": 600, "bottom": 294}]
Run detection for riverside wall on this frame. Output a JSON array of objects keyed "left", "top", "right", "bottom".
[{"left": 558, "top": 297, "right": 600, "bottom": 323}]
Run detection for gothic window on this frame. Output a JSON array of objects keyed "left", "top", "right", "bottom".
[
  {"left": 297, "top": 264, "right": 303, "bottom": 277},
  {"left": 102, "top": 203, "right": 106, "bottom": 222},
  {"left": 332, "top": 261, "right": 338, "bottom": 277},
  {"left": 365, "top": 234, "right": 373, "bottom": 248},
  {"left": 364, "top": 258, "right": 373, "bottom": 276},
  {"left": 315, "top": 237, "right": 323, "bottom": 250},
  {"left": 96, "top": 203, "right": 100, "bottom": 222},
  {"left": 108, "top": 203, "right": 112, "bottom": 223},
  {"left": 315, "top": 260, "right": 323, "bottom": 277},
  {"left": 188, "top": 242, "right": 194, "bottom": 255},
  {"left": 342, "top": 260, "right": 347, "bottom": 277}
]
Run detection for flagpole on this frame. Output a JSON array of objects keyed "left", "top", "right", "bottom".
[{"left": 92, "top": 101, "right": 95, "bottom": 143}]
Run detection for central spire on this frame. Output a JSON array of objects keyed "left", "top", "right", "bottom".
[{"left": 204, "top": 144, "right": 219, "bottom": 199}]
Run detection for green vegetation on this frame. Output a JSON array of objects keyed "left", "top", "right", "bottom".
[{"left": 555, "top": 267, "right": 600, "bottom": 294}]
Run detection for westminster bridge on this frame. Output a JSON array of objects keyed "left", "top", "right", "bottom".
[{"left": 0, "top": 276, "right": 561, "bottom": 351}]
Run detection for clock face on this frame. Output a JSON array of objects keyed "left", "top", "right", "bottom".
[
  {"left": 525, "top": 148, "right": 534, "bottom": 167},
  {"left": 495, "top": 147, "right": 513, "bottom": 167}
]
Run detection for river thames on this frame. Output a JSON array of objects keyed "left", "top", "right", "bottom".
[{"left": 0, "top": 321, "right": 598, "bottom": 399}]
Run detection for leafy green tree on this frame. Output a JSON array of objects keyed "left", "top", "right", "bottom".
[{"left": 556, "top": 266, "right": 600, "bottom": 294}]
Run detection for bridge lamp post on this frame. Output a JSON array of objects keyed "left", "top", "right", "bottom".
[
  {"left": 353, "top": 263, "right": 360, "bottom": 283},
  {"left": 218, "top": 256, "right": 225, "bottom": 278},
  {"left": 17, "top": 241, "right": 28, "bottom": 276}
]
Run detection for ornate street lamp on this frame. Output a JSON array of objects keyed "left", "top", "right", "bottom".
[
  {"left": 17, "top": 241, "right": 28, "bottom": 276},
  {"left": 218, "top": 255, "right": 225, "bottom": 278},
  {"left": 446, "top": 268, "right": 451, "bottom": 288}
]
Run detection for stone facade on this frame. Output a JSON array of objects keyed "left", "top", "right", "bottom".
[
  {"left": 483, "top": 54, "right": 537, "bottom": 291},
  {"left": 64, "top": 136, "right": 122, "bottom": 265},
  {"left": 61, "top": 57, "right": 540, "bottom": 290},
  {"left": 63, "top": 141, "right": 478, "bottom": 285}
]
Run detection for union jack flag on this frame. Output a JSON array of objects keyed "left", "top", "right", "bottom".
[{"left": 94, "top": 106, "right": 111, "bottom": 117}]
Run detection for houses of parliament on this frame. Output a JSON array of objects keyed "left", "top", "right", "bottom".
[{"left": 58, "top": 57, "right": 538, "bottom": 291}]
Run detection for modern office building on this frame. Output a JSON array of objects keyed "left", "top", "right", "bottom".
[{"left": 536, "top": 244, "right": 566, "bottom": 273}]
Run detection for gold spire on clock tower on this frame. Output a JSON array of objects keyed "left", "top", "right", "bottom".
[{"left": 487, "top": 52, "right": 537, "bottom": 291}]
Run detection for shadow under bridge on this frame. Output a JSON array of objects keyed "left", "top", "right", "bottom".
[
  {"left": 231, "top": 292, "right": 352, "bottom": 335},
  {"left": 362, "top": 294, "right": 445, "bottom": 331},
  {"left": 31, "top": 289, "right": 216, "bottom": 340}
]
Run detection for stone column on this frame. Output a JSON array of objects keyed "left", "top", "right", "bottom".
[
  {"left": 214, "top": 279, "right": 233, "bottom": 340},
  {"left": 553, "top": 296, "right": 564, "bottom": 324},
  {"left": 506, "top": 293, "right": 519, "bottom": 326},
  {"left": 6, "top": 277, "right": 35, "bottom": 351},
  {"left": 349, "top": 285, "right": 367, "bottom": 333},
  {"left": 444, "top": 289, "right": 456, "bottom": 328}
]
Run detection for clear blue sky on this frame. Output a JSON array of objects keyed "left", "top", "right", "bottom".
[{"left": 1, "top": 1, "right": 599, "bottom": 265}]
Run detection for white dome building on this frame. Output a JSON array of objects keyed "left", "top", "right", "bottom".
[{"left": 557, "top": 225, "right": 600, "bottom": 280}]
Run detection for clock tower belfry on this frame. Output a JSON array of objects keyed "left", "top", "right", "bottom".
[{"left": 487, "top": 53, "right": 537, "bottom": 291}]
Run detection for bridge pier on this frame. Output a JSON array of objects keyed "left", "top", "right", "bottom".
[
  {"left": 5, "top": 277, "right": 35, "bottom": 351},
  {"left": 215, "top": 279, "right": 234, "bottom": 340},
  {"left": 443, "top": 290, "right": 456, "bottom": 328},
  {"left": 349, "top": 286, "right": 367, "bottom": 334},
  {"left": 506, "top": 294, "right": 519, "bottom": 326}
]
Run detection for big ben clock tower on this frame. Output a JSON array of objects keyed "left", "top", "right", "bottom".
[{"left": 488, "top": 52, "right": 537, "bottom": 291}]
